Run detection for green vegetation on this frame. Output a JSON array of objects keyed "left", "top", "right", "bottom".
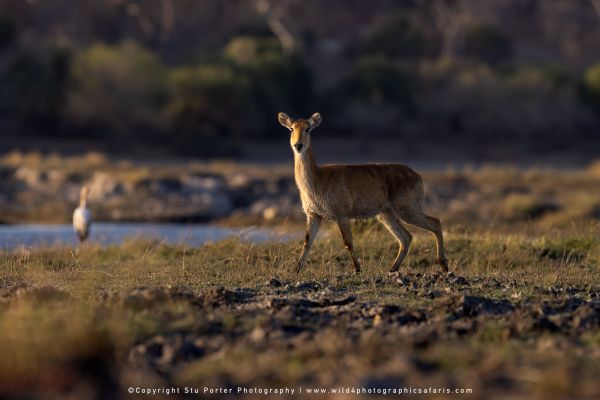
[
  {"left": 68, "top": 41, "right": 166, "bottom": 137},
  {"left": 165, "top": 62, "right": 250, "bottom": 155},
  {"left": 582, "top": 62, "right": 600, "bottom": 111},
  {"left": 0, "top": 16, "right": 16, "bottom": 49},
  {"left": 1, "top": 2, "right": 599, "bottom": 155},
  {"left": 336, "top": 56, "right": 415, "bottom": 114},
  {"left": 2, "top": 46, "right": 70, "bottom": 130},
  {"left": 465, "top": 24, "right": 512, "bottom": 66},
  {"left": 361, "top": 14, "right": 425, "bottom": 59}
]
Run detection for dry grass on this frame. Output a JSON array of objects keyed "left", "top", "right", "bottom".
[
  {"left": 1, "top": 155, "right": 599, "bottom": 398},
  {"left": 0, "top": 222, "right": 599, "bottom": 399},
  {"left": 3, "top": 222, "right": 598, "bottom": 296}
]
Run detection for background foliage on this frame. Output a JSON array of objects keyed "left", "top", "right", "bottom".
[{"left": 1, "top": 0, "right": 600, "bottom": 157}]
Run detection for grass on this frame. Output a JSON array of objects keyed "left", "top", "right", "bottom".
[
  {"left": 1, "top": 156, "right": 600, "bottom": 398},
  {"left": 3, "top": 223, "right": 598, "bottom": 298},
  {"left": 0, "top": 222, "right": 599, "bottom": 399}
]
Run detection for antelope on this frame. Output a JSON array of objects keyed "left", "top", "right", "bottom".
[
  {"left": 278, "top": 112, "right": 448, "bottom": 275},
  {"left": 73, "top": 185, "right": 92, "bottom": 243}
]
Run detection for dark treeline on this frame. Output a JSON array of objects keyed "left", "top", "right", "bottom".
[{"left": 1, "top": 0, "right": 600, "bottom": 157}]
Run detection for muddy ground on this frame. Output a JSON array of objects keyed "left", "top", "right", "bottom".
[{"left": 1, "top": 268, "right": 598, "bottom": 399}]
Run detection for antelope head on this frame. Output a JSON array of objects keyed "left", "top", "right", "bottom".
[{"left": 278, "top": 112, "right": 322, "bottom": 155}]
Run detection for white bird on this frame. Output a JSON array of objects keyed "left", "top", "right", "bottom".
[{"left": 73, "top": 185, "right": 92, "bottom": 243}]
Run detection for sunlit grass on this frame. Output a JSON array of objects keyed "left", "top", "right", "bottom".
[
  {"left": 2, "top": 223, "right": 598, "bottom": 300},
  {"left": 0, "top": 186, "right": 598, "bottom": 397}
]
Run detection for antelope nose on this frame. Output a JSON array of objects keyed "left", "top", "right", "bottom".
[{"left": 294, "top": 143, "right": 303, "bottom": 151}]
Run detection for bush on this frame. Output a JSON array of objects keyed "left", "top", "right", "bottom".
[
  {"left": 538, "top": 63, "right": 571, "bottom": 88},
  {"left": 67, "top": 41, "right": 166, "bottom": 137},
  {"left": 337, "top": 57, "right": 415, "bottom": 113},
  {"left": 500, "top": 64, "right": 572, "bottom": 89},
  {"left": 465, "top": 25, "right": 512, "bottom": 66},
  {"left": 0, "top": 17, "right": 16, "bottom": 49},
  {"left": 581, "top": 62, "right": 600, "bottom": 111},
  {"left": 224, "top": 36, "right": 280, "bottom": 66},
  {"left": 224, "top": 35, "right": 314, "bottom": 136},
  {"left": 319, "top": 57, "right": 416, "bottom": 136},
  {"left": 164, "top": 62, "right": 250, "bottom": 155},
  {"left": 418, "top": 60, "right": 593, "bottom": 144},
  {"left": 361, "top": 14, "right": 424, "bottom": 59},
  {"left": 1, "top": 46, "right": 70, "bottom": 131}
]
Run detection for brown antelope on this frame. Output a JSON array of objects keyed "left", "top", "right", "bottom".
[{"left": 278, "top": 112, "right": 448, "bottom": 275}]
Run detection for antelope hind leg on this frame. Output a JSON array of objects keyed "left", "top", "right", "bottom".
[{"left": 377, "top": 211, "right": 412, "bottom": 273}]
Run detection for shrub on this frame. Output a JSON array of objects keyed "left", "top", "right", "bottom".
[
  {"left": 1, "top": 46, "right": 70, "bottom": 131},
  {"left": 361, "top": 14, "right": 424, "bottom": 59},
  {"left": 164, "top": 62, "right": 250, "bottom": 155},
  {"left": 67, "top": 41, "right": 166, "bottom": 137},
  {"left": 0, "top": 17, "right": 16, "bottom": 49},
  {"left": 224, "top": 35, "right": 314, "bottom": 136},
  {"left": 338, "top": 57, "right": 415, "bottom": 113},
  {"left": 500, "top": 64, "right": 571, "bottom": 89},
  {"left": 321, "top": 57, "right": 417, "bottom": 136},
  {"left": 224, "top": 36, "right": 280, "bottom": 66},
  {"left": 581, "top": 62, "right": 600, "bottom": 111},
  {"left": 465, "top": 24, "right": 512, "bottom": 66},
  {"left": 418, "top": 60, "right": 593, "bottom": 144},
  {"left": 538, "top": 63, "right": 571, "bottom": 88}
]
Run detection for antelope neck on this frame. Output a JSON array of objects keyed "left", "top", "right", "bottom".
[{"left": 294, "top": 146, "right": 319, "bottom": 188}]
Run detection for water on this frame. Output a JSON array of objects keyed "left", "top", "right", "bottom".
[{"left": 0, "top": 223, "right": 294, "bottom": 249}]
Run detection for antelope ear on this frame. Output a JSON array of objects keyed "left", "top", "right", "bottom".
[
  {"left": 278, "top": 112, "right": 292, "bottom": 129},
  {"left": 308, "top": 112, "right": 322, "bottom": 129}
]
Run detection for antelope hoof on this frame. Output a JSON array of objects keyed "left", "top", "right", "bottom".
[{"left": 438, "top": 258, "right": 449, "bottom": 273}]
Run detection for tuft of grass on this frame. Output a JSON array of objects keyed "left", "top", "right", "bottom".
[
  {"left": 500, "top": 194, "right": 560, "bottom": 221},
  {"left": 533, "top": 235, "right": 599, "bottom": 263}
]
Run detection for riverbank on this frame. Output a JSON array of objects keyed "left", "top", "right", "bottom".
[{"left": 1, "top": 152, "right": 599, "bottom": 230}]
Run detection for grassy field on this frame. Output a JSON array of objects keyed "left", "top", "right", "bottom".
[
  {"left": 0, "top": 218, "right": 599, "bottom": 399},
  {"left": 1, "top": 159, "right": 600, "bottom": 398}
]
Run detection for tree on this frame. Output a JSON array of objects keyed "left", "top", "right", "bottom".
[
  {"left": 254, "top": 0, "right": 296, "bottom": 54},
  {"left": 418, "top": 0, "right": 471, "bottom": 61},
  {"left": 591, "top": 0, "right": 600, "bottom": 21}
]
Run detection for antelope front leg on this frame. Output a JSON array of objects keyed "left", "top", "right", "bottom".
[
  {"left": 337, "top": 218, "right": 362, "bottom": 274},
  {"left": 296, "top": 215, "right": 322, "bottom": 274}
]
